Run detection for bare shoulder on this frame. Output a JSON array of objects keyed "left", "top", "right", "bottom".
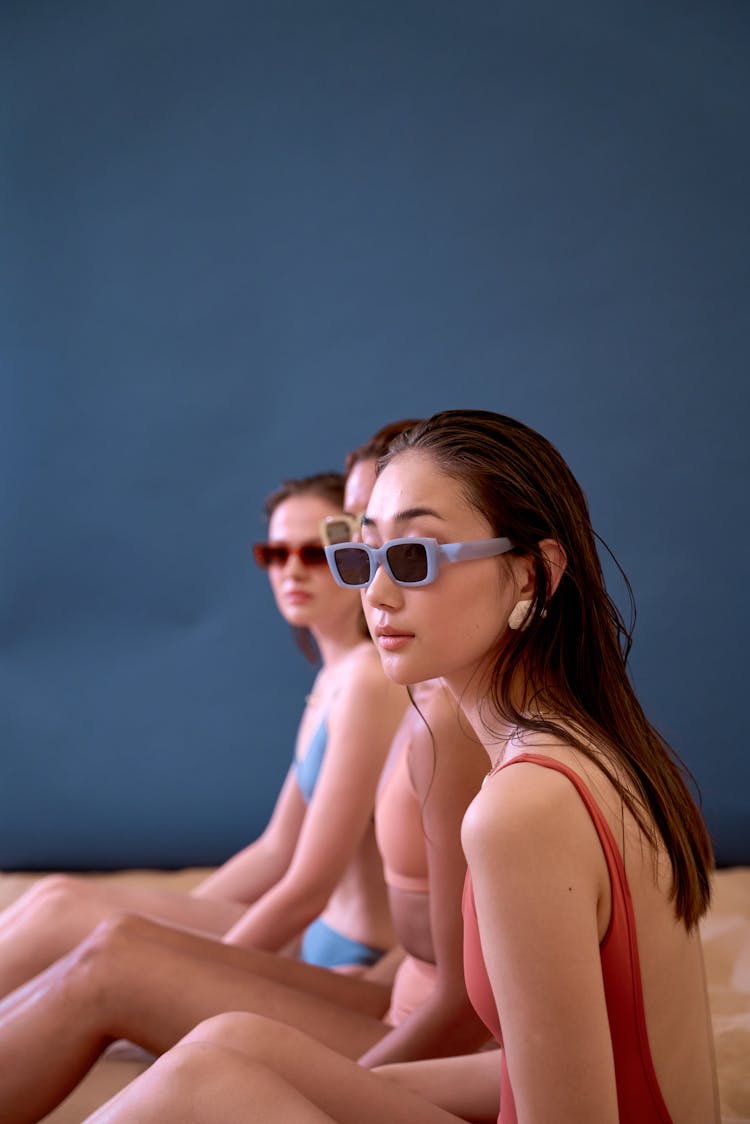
[
  {"left": 340, "top": 642, "right": 403, "bottom": 696},
  {"left": 461, "top": 765, "right": 608, "bottom": 933},
  {"left": 344, "top": 641, "right": 390, "bottom": 679},
  {"left": 461, "top": 744, "right": 600, "bottom": 870},
  {"left": 331, "top": 643, "right": 408, "bottom": 726}
]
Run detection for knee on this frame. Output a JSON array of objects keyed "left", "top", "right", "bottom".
[
  {"left": 130, "top": 1041, "right": 242, "bottom": 1113},
  {"left": 147, "top": 1042, "right": 283, "bottom": 1113},
  {"left": 157, "top": 1039, "right": 230, "bottom": 1084},
  {"left": 182, "top": 1011, "right": 301, "bottom": 1064},
  {"left": 47, "top": 912, "right": 162, "bottom": 1006},
  {"left": 68, "top": 910, "right": 152, "bottom": 972},
  {"left": 22, "top": 873, "right": 86, "bottom": 913}
]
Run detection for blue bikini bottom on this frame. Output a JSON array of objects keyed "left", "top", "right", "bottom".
[{"left": 300, "top": 917, "right": 386, "bottom": 969}]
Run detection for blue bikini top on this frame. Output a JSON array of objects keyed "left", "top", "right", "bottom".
[{"left": 294, "top": 713, "right": 328, "bottom": 804}]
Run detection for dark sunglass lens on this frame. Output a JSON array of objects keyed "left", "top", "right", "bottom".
[
  {"left": 299, "top": 545, "right": 328, "bottom": 566},
  {"left": 326, "top": 520, "right": 352, "bottom": 545},
  {"left": 333, "top": 547, "right": 371, "bottom": 586},
  {"left": 255, "top": 544, "right": 290, "bottom": 567},
  {"left": 387, "top": 542, "right": 428, "bottom": 583}
]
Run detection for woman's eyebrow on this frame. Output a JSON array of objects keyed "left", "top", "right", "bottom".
[{"left": 361, "top": 506, "right": 444, "bottom": 527}]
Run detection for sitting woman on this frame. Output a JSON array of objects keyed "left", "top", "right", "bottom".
[
  {"left": 86, "top": 408, "right": 719, "bottom": 1123},
  {"left": 0, "top": 469, "right": 408, "bottom": 994}
]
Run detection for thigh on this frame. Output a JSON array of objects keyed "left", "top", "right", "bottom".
[
  {"left": 181, "top": 1016, "right": 469, "bottom": 1124},
  {"left": 88, "top": 1043, "right": 335, "bottom": 1124},
  {"left": 0, "top": 874, "right": 245, "bottom": 940},
  {"left": 79, "top": 917, "right": 392, "bottom": 1060},
  {"left": 113, "top": 914, "right": 392, "bottom": 1017}
]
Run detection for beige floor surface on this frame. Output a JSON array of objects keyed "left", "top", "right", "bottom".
[{"left": 0, "top": 866, "right": 747, "bottom": 1123}]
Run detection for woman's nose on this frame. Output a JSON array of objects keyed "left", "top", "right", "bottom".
[
  {"left": 365, "top": 562, "right": 402, "bottom": 610},
  {"left": 283, "top": 551, "right": 306, "bottom": 577}
]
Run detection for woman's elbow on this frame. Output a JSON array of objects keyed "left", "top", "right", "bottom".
[{"left": 428, "top": 990, "right": 494, "bottom": 1054}]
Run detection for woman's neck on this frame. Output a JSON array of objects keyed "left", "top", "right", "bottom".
[
  {"left": 443, "top": 669, "right": 532, "bottom": 771},
  {"left": 312, "top": 621, "right": 368, "bottom": 669},
  {"left": 306, "top": 624, "right": 370, "bottom": 710}
]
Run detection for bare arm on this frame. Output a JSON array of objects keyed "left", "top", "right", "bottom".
[
  {"left": 461, "top": 761, "right": 618, "bottom": 1124},
  {"left": 376, "top": 1049, "right": 501, "bottom": 1121},
  {"left": 224, "top": 652, "right": 408, "bottom": 950},
  {"left": 359, "top": 690, "right": 491, "bottom": 1067}
]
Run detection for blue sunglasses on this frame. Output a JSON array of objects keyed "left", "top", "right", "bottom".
[{"left": 324, "top": 536, "right": 514, "bottom": 589}]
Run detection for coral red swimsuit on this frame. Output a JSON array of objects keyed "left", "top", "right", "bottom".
[{"left": 462, "top": 752, "right": 673, "bottom": 1123}]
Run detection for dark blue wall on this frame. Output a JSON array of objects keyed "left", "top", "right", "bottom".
[{"left": 1, "top": 1, "right": 748, "bottom": 868}]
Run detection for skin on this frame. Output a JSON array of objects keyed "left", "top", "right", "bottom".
[
  {"left": 87, "top": 1016, "right": 502, "bottom": 1124},
  {"left": 343, "top": 457, "right": 377, "bottom": 522},
  {"left": 357, "top": 679, "right": 491, "bottom": 1069},
  {"left": 89, "top": 448, "right": 719, "bottom": 1123}
]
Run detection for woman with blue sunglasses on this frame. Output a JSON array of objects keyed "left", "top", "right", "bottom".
[{"left": 84, "top": 409, "right": 718, "bottom": 1124}]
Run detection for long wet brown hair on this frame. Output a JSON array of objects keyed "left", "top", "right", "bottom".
[
  {"left": 383, "top": 410, "right": 713, "bottom": 927},
  {"left": 263, "top": 472, "right": 369, "bottom": 662}
]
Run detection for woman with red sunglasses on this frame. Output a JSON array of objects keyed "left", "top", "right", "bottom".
[
  {"left": 79, "top": 410, "right": 717, "bottom": 1124},
  {"left": 0, "top": 470, "right": 407, "bottom": 987}
]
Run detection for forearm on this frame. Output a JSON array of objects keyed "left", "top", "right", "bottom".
[
  {"left": 223, "top": 881, "right": 327, "bottom": 951},
  {"left": 193, "top": 842, "right": 290, "bottom": 905},
  {"left": 375, "top": 1050, "right": 501, "bottom": 1120},
  {"left": 358, "top": 992, "right": 491, "bottom": 1068}
]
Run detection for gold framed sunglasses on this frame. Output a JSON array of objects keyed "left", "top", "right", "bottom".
[{"left": 319, "top": 512, "right": 365, "bottom": 547}]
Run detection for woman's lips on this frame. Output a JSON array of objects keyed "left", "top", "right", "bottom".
[
  {"left": 283, "top": 589, "right": 313, "bottom": 605},
  {"left": 375, "top": 627, "right": 414, "bottom": 651}
]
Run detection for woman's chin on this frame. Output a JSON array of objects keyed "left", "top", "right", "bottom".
[
  {"left": 375, "top": 647, "right": 439, "bottom": 688},
  {"left": 371, "top": 648, "right": 409, "bottom": 684}
]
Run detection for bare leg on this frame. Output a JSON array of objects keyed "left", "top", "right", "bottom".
[
  {"left": 0, "top": 915, "right": 391, "bottom": 1124},
  {"left": 0, "top": 913, "right": 391, "bottom": 1025},
  {"left": 87, "top": 1043, "right": 336, "bottom": 1124},
  {"left": 0, "top": 875, "right": 247, "bottom": 997},
  {"left": 88, "top": 1014, "right": 468, "bottom": 1124}
]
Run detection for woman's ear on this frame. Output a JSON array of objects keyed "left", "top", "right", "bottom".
[
  {"left": 515, "top": 538, "right": 567, "bottom": 600},
  {"left": 507, "top": 540, "right": 568, "bottom": 631},
  {"left": 539, "top": 538, "right": 567, "bottom": 598}
]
